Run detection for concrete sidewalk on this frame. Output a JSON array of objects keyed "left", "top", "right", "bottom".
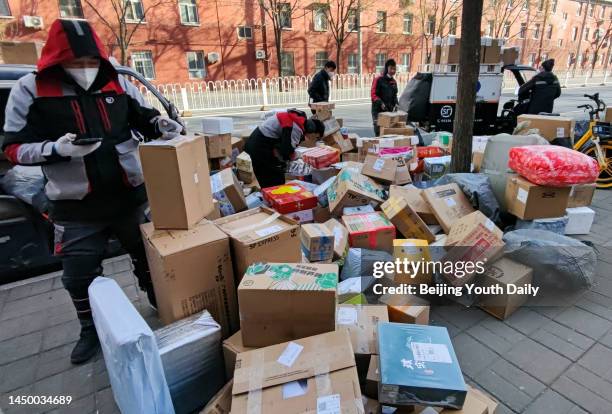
[{"left": 1, "top": 191, "right": 611, "bottom": 414}]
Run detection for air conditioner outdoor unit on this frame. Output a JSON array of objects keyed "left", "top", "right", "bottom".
[
  {"left": 207, "top": 52, "right": 220, "bottom": 64},
  {"left": 23, "top": 16, "right": 44, "bottom": 29},
  {"left": 255, "top": 50, "right": 266, "bottom": 60}
]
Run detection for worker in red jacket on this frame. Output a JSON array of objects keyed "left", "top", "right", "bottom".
[
  {"left": 371, "top": 59, "right": 399, "bottom": 136},
  {"left": 2, "top": 19, "right": 182, "bottom": 364}
]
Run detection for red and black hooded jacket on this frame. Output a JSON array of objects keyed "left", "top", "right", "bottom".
[
  {"left": 371, "top": 62, "right": 399, "bottom": 115},
  {"left": 2, "top": 19, "right": 161, "bottom": 221}
]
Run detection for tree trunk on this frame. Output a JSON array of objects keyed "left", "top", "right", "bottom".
[
  {"left": 336, "top": 41, "right": 342, "bottom": 73},
  {"left": 450, "top": 0, "right": 483, "bottom": 173},
  {"left": 275, "top": 29, "right": 283, "bottom": 77}
]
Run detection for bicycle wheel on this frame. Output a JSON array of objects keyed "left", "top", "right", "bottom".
[{"left": 582, "top": 143, "right": 612, "bottom": 188}]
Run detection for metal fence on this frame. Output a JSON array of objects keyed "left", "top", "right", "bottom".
[{"left": 139, "top": 69, "right": 611, "bottom": 114}]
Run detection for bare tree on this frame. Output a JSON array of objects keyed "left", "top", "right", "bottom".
[
  {"left": 482, "top": 0, "right": 525, "bottom": 39},
  {"left": 83, "top": 0, "right": 168, "bottom": 65},
  {"left": 590, "top": 18, "right": 612, "bottom": 73},
  {"left": 414, "top": 0, "right": 462, "bottom": 63}
]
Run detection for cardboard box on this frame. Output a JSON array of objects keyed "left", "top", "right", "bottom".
[
  {"left": 343, "top": 205, "right": 376, "bottom": 215},
  {"left": 209, "top": 156, "right": 233, "bottom": 171},
  {"left": 206, "top": 199, "right": 221, "bottom": 220},
  {"left": 322, "top": 117, "right": 341, "bottom": 136},
  {"left": 211, "top": 169, "right": 248, "bottom": 217},
  {"left": 365, "top": 355, "right": 380, "bottom": 399},
  {"left": 140, "top": 135, "right": 213, "bottom": 229},
  {"left": 0, "top": 41, "right": 43, "bottom": 64},
  {"left": 236, "top": 169, "right": 254, "bottom": 184},
  {"left": 505, "top": 175, "right": 571, "bottom": 220},
  {"left": 261, "top": 182, "right": 318, "bottom": 214},
  {"left": 568, "top": 183, "right": 596, "bottom": 208},
  {"left": 343, "top": 212, "right": 396, "bottom": 252},
  {"left": 237, "top": 262, "right": 338, "bottom": 347},
  {"left": 472, "top": 151, "right": 485, "bottom": 173},
  {"left": 202, "top": 117, "right": 233, "bottom": 134},
  {"left": 378, "top": 323, "right": 467, "bottom": 409},
  {"left": 314, "top": 204, "right": 332, "bottom": 223},
  {"left": 311, "top": 166, "right": 339, "bottom": 185},
  {"left": 140, "top": 221, "right": 237, "bottom": 336},
  {"left": 423, "top": 183, "right": 475, "bottom": 233},
  {"left": 231, "top": 330, "right": 363, "bottom": 414},
  {"left": 479, "top": 257, "right": 533, "bottom": 320},
  {"left": 303, "top": 145, "right": 341, "bottom": 168},
  {"left": 301, "top": 223, "right": 335, "bottom": 262},
  {"left": 502, "top": 46, "right": 520, "bottom": 65},
  {"left": 393, "top": 157, "right": 413, "bottom": 185},
  {"left": 327, "top": 168, "right": 385, "bottom": 216},
  {"left": 324, "top": 130, "right": 354, "bottom": 153},
  {"left": 357, "top": 136, "right": 413, "bottom": 160},
  {"left": 391, "top": 239, "right": 433, "bottom": 285},
  {"left": 482, "top": 38, "right": 503, "bottom": 64},
  {"left": 445, "top": 211, "right": 503, "bottom": 248},
  {"left": 200, "top": 380, "right": 232, "bottom": 414},
  {"left": 204, "top": 133, "right": 232, "bottom": 159},
  {"left": 565, "top": 206, "right": 595, "bottom": 235},
  {"left": 382, "top": 197, "right": 436, "bottom": 243},
  {"left": 389, "top": 185, "right": 438, "bottom": 225},
  {"left": 424, "top": 155, "right": 451, "bottom": 179},
  {"left": 362, "top": 154, "right": 398, "bottom": 183},
  {"left": 342, "top": 152, "right": 361, "bottom": 163},
  {"left": 387, "top": 302, "right": 430, "bottom": 325},
  {"left": 214, "top": 207, "right": 300, "bottom": 284},
  {"left": 516, "top": 114, "right": 574, "bottom": 141},
  {"left": 313, "top": 109, "right": 333, "bottom": 121},
  {"left": 310, "top": 102, "right": 336, "bottom": 111},
  {"left": 440, "top": 36, "right": 461, "bottom": 65},
  {"left": 606, "top": 107, "right": 612, "bottom": 123},
  {"left": 236, "top": 152, "right": 253, "bottom": 172},
  {"left": 285, "top": 208, "right": 314, "bottom": 224},
  {"left": 379, "top": 126, "right": 416, "bottom": 136},
  {"left": 377, "top": 111, "right": 407, "bottom": 128},
  {"left": 324, "top": 218, "right": 349, "bottom": 260},
  {"left": 222, "top": 331, "right": 254, "bottom": 380}
]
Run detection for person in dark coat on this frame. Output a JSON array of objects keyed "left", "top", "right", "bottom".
[
  {"left": 371, "top": 59, "right": 399, "bottom": 136},
  {"left": 517, "top": 58, "right": 561, "bottom": 115},
  {"left": 245, "top": 109, "right": 324, "bottom": 188},
  {"left": 307, "top": 61, "right": 336, "bottom": 114}
]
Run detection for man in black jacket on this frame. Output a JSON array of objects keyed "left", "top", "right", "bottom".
[
  {"left": 517, "top": 59, "right": 561, "bottom": 115},
  {"left": 308, "top": 61, "right": 336, "bottom": 109},
  {"left": 371, "top": 59, "right": 399, "bottom": 136}
]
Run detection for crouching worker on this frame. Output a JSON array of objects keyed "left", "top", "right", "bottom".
[
  {"left": 245, "top": 109, "right": 324, "bottom": 188},
  {"left": 2, "top": 19, "right": 183, "bottom": 364}
]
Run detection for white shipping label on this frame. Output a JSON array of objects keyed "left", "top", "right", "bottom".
[
  {"left": 277, "top": 342, "right": 304, "bottom": 367},
  {"left": 193, "top": 173, "right": 199, "bottom": 184},
  {"left": 445, "top": 197, "right": 457, "bottom": 207},
  {"left": 556, "top": 127, "right": 565, "bottom": 138},
  {"left": 484, "top": 219, "right": 495, "bottom": 231},
  {"left": 282, "top": 380, "right": 308, "bottom": 399},
  {"left": 517, "top": 188, "right": 528, "bottom": 204},
  {"left": 317, "top": 394, "right": 341, "bottom": 414},
  {"left": 373, "top": 159, "right": 385, "bottom": 172},
  {"left": 337, "top": 307, "right": 358, "bottom": 325},
  {"left": 411, "top": 342, "right": 453, "bottom": 364},
  {"left": 255, "top": 224, "right": 283, "bottom": 237}
]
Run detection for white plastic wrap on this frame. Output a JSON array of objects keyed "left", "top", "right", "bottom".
[{"left": 89, "top": 277, "right": 175, "bottom": 414}]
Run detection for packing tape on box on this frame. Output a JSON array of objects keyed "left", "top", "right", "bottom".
[
  {"left": 230, "top": 212, "right": 281, "bottom": 236},
  {"left": 245, "top": 348, "right": 264, "bottom": 414},
  {"left": 313, "top": 336, "right": 335, "bottom": 413}
]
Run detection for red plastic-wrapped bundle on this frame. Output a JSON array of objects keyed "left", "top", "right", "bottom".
[{"left": 508, "top": 145, "right": 599, "bottom": 187}]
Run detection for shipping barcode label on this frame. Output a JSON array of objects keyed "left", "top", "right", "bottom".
[
  {"left": 411, "top": 342, "right": 453, "bottom": 364},
  {"left": 484, "top": 219, "right": 495, "bottom": 231},
  {"left": 337, "top": 307, "right": 358, "bottom": 325},
  {"left": 317, "top": 394, "right": 341, "bottom": 414},
  {"left": 277, "top": 342, "right": 304, "bottom": 367},
  {"left": 517, "top": 188, "right": 528, "bottom": 204},
  {"left": 556, "top": 127, "right": 565, "bottom": 138},
  {"left": 193, "top": 173, "right": 199, "bottom": 184},
  {"left": 255, "top": 224, "right": 283, "bottom": 237},
  {"left": 445, "top": 197, "right": 457, "bottom": 207}
]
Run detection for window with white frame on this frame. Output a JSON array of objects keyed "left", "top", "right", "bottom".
[
  {"left": 528, "top": 53, "right": 535, "bottom": 66},
  {"left": 278, "top": 3, "right": 292, "bottom": 28},
  {"left": 403, "top": 13, "right": 413, "bottom": 34},
  {"left": 237, "top": 26, "right": 253, "bottom": 39},
  {"left": 347, "top": 53, "right": 358, "bottom": 74},
  {"left": 547, "top": 24, "right": 553, "bottom": 39},
  {"left": 376, "top": 11, "right": 387, "bottom": 32},
  {"left": 179, "top": 0, "right": 199, "bottom": 24},
  {"left": 375, "top": 53, "right": 387, "bottom": 73},
  {"left": 537, "top": 0, "right": 544, "bottom": 12},
  {"left": 577, "top": 3, "right": 582, "bottom": 16},
  {"left": 519, "top": 23, "right": 527, "bottom": 39},
  {"left": 522, "top": 0, "right": 528, "bottom": 10},
  {"left": 558, "top": 38, "right": 563, "bottom": 47},
  {"left": 59, "top": 0, "right": 84, "bottom": 18},
  {"left": 533, "top": 23, "right": 540, "bottom": 39},
  {"left": 503, "top": 22, "right": 510, "bottom": 38},
  {"left": 449, "top": 16, "right": 457, "bottom": 35},
  {"left": 0, "top": 0, "right": 9, "bottom": 16},
  {"left": 486, "top": 20, "right": 494, "bottom": 37},
  {"left": 313, "top": 6, "right": 328, "bottom": 31},
  {"left": 186, "top": 51, "right": 206, "bottom": 78},
  {"left": 551, "top": 0, "right": 557, "bottom": 13},
  {"left": 585, "top": 27, "right": 589, "bottom": 40},
  {"left": 315, "top": 51, "right": 328, "bottom": 69},
  {"left": 401, "top": 53, "right": 411, "bottom": 72},
  {"left": 572, "top": 27, "right": 577, "bottom": 41},
  {"left": 280, "top": 51, "right": 295, "bottom": 76},
  {"left": 347, "top": 9, "right": 359, "bottom": 32},
  {"left": 563, "top": 12, "right": 568, "bottom": 20},
  {"left": 125, "top": 0, "right": 144, "bottom": 21},
  {"left": 506, "top": 0, "right": 513, "bottom": 8},
  {"left": 601, "top": 6, "right": 606, "bottom": 18},
  {"left": 131, "top": 51, "right": 155, "bottom": 79},
  {"left": 427, "top": 15, "right": 435, "bottom": 35},
  {"left": 589, "top": 4, "right": 594, "bottom": 16}
]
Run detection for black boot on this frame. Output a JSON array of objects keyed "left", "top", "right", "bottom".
[{"left": 71, "top": 326, "right": 100, "bottom": 364}]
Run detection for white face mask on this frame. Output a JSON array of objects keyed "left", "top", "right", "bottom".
[{"left": 64, "top": 66, "right": 100, "bottom": 90}]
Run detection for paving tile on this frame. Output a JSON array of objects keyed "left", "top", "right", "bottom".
[
  {"left": 575, "top": 296, "right": 612, "bottom": 321},
  {"left": 553, "top": 375, "right": 612, "bottom": 414},
  {"left": 45, "top": 393, "right": 96, "bottom": 414},
  {"left": 6, "top": 278, "right": 55, "bottom": 302},
  {"left": 553, "top": 306, "right": 612, "bottom": 339},
  {"left": 503, "top": 307, "right": 550, "bottom": 335},
  {"left": 466, "top": 317, "right": 526, "bottom": 354},
  {"left": 0, "top": 331, "right": 43, "bottom": 366},
  {"left": 0, "top": 311, "right": 49, "bottom": 343},
  {"left": 600, "top": 330, "right": 612, "bottom": 349},
  {"left": 0, "top": 384, "right": 47, "bottom": 414},
  {"left": 505, "top": 337, "right": 572, "bottom": 384},
  {"left": 452, "top": 333, "right": 499, "bottom": 378},
  {"left": 591, "top": 276, "right": 612, "bottom": 300},
  {"left": 32, "top": 364, "right": 95, "bottom": 402},
  {"left": 0, "top": 289, "right": 71, "bottom": 321},
  {"left": 0, "top": 353, "right": 39, "bottom": 393},
  {"left": 41, "top": 320, "right": 81, "bottom": 351},
  {"left": 428, "top": 311, "right": 462, "bottom": 338},
  {"left": 524, "top": 389, "right": 588, "bottom": 414},
  {"left": 531, "top": 320, "right": 595, "bottom": 361},
  {"left": 577, "top": 343, "right": 612, "bottom": 382},
  {"left": 94, "top": 387, "right": 119, "bottom": 414},
  {"left": 564, "top": 364, "right": 612, "bottom": 403},
  {"left": 429, "top": 305, "right": 488, "bottom": 331},
  {"left": 35, "top": 343, "right": 78, "bottom": 380}
]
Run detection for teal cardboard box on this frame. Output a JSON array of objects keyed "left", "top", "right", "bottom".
[{"left": 377, "top": 322, "right": 467, "bottom": 409}]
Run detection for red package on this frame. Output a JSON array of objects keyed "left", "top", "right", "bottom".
[
  {"left": 302, "top": 146, "right": 340, "bottom": 168},
  {"left": 416, "top": 146, "right": 446, "bottom": 158},
  {"left": 261, "top": 183, "right": 318, "bottom": 213},
  {"left": 508, "top": 145, "right": 599, "bottom": 187}
]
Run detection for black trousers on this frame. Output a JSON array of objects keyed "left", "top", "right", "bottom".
[
  {"left": 245, "top": 128, "right": 286, "bottom": 188},
  {"left": 54, "top": 203, "right": 152, "bottom": 329}
]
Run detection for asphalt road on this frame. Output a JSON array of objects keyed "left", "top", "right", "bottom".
[{"left": 183, "top": 84, "right": 612, "bottom": 138}]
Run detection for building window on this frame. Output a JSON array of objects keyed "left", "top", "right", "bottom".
[
  {"left": 533, "top": 23, "right": 540, "bottom": 39},
  {"left": 347, "top": 53, "right": 358, "bottom": 74},
  {"left": 571, "top": 27, "right": 577, "bottom": 41},
  {"left": 131, "top": 51, "right": 155, "bottom": 79},
  {"left": 280, "top": 51, "right": 295, "bottom": 76},
  {"left": 601, "top": 6, "right": 606, "bottom": 19},
  {"left": 376, "top": 11, "right": 387, "bottom": 33},
  {"left": 375, "top": 53, "right": 387, "bottom": 73},
  {"left": 551, "top": 0, "right": 557, "bottom": 13},
  {"left": 449, "top": 16, "right": 457, "bottom": 35},
  {"left": 503, "top": 22, "right": 511, "bottom": 38},
  {"left": 125, "top": 0, "right": 145, "bottom": 22},
  {"left": 522, "top": 0, "right": 528, "bottom": 11},
  {"left": 546, "top": 24, "right": 553, "bottom": 39},
  {"left": 237, "top": 26, "right": 253, "bottom": 39},
  {"left": 528, "top": 53, "right": 535, "bottom": 66},
  {"left": 403, "top": 13, "right": 413, "bottom": 34},
  {"left": 558, "top": 39, "right": 563, "bottom": 47},
  {"left": 563, "top": 12, "right": 568, "bottom": 20},
  {"left": 186, "top": 51, "right": 206, "bottom": 79},
  {"left": 585, "top": 28, "right": 589, "bottom": 40},
  {"left": 519, "top": 23, "right": 527, "bottom": 39},
  {"left": 486, "top": 20, "right": 494, "bottom": 37},
  {"left": 401, "top": 53, "right": 411, "bottom": 72},
  {"left": 0, "top": 0, "right": 9, "bottom": 16},
  {"left": 537, "top": 0, "right": 544, "bottom": 12},
  {"left": 59, "top": 0, "right": 84, "bottom": 18},
  {"left": 347, "top": 9, "right": 359, "bottom": 32},
  {"left": 589, "top": 4, "right": 594, "bottom": 16},
  {"left": 577, "top": 3, "right": 582, "bottom": 16},
  {"left": 426, "top": 15, "right": 436, "bottom": 35},
  {"left": 179, "top": 0, "right": 199, "bottom": 24},
  {"left": 315, "top": 51, "right": 328, "bottom": 69},
  {"left": 278, "top": 3, "right": 292, "bottom": 28},
  {"left": 313, "top": 6, "right": 328, "bottom": 31},
  {"left": 506, "top": 0, "right": 513, "bottom": 9}
]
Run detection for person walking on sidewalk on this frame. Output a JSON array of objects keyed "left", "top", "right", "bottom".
[
  {"left": 371, "top": 59, "right": 399, "bottom": 136},
  {"left": 2, "top": 19, "right": 183, "bottom": 364},
  {"left": 308, "top": 60, "right": 336, "bottom": 112}
]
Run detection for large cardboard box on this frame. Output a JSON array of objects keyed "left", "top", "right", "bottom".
[
  {"left": 365, "top": 355, "right": 380, "bottom": 399},
  {"left": 214, "top": 207, "right": 300, "bottom": 283},
  {"left": 481, "top": 37, "right": 503, "bottom": 64},
  {"left": 200, "top": 380, "right": 232, "bottom": 414},
  {"left": 140, "top": 135, "right": 213, "bottom": 229},
  {"left": 479, "top": 257, "right": 533, "bottom": 320},
  {"left": 378, "top": 323, "right": 467, "bottom": 409},
  {"left": 379, "top": 126, "right": 416, "bottom": 136},
  {"left": 222, "top": 331, "right": 254, "bottom": 380},
  {"left": 391, "top": 239, "right": 433, "bottom": 285},
  {"left": 300, "top": 223, "right": 335, "bottom": 262},
  {"left": 0, "top": 41, "right": 43, "bottom": 64},
  {"left": 568, "top": 183, "right": 596, "bottom": 208},
  {"left": 362, "top": 154, "right": 398, "bottom": 183},
  {"left": 423, "top": 183, "right": 475, "bottom": 233},
  {"left": 516, "top": 114, "right": 574, "bottom": 141},
  {"left": 382, "top": 197, "right": 436, "bottom": 243},
  {"left": 342, "top": 212, "right": 396, "bottom": 252},
  {"left": 505, "top": 175, "right": 570, "bottom": 220},
  {"left": 310, "top": 102, "right": 336, "bottom": 111},
  {"left": 377, "top": 111, "right": 407, "bottom": 128},
  {"left": 440, "top": 36, "right": 461, "bottom": 65},
  {"left": 140, "top": 221, "right": 237, "bottom": 336},
  {"left": 324, "top": 130, "right": 354, "bottom": 153},
  {"left": 327, "top": 168, "right": 386, "bottom": 216},
  {"left": 237, "top": 262, "right": 338, "bottom": 347},
  {"left": 303, "top": 145, "right": 341, "bottom": 168},
  {"left": 324, "top": 218, "right": 349, "bottom": 260},
  {"left": 211, "top": 169, "right": 248, "bottom": 217},
  {"left": 204, "top": 133, "right": 232, "bottom": 159},
  {"left": 261, "top": 183, "right": 318, "bottom": 214},
  {"left": 445, "top": 211, "right": 503, "bottom": 248},
  {"left": 502, "top": 46, "right": 520, "bottom": 65},
  {"left": 231, "top": 330, "right": 363, "bottom": 413},
  {"left": 389, "top": 185, "right": 438, "bottom": 225}
]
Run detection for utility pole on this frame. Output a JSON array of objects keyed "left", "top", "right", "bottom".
[{"left": 573, "top": 0, "right": 590, "bottom": 76}]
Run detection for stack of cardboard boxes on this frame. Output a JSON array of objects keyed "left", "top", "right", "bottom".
[
  {"left": 202, "top": 117, "right": 234, "bottom": 171},
  {"left": 434, "top": 35, "right": 505, "bottom": 72}
]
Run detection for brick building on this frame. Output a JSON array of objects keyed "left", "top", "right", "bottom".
[{"left": 0, "top": 0, "right": 610, "bottom": 84}]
